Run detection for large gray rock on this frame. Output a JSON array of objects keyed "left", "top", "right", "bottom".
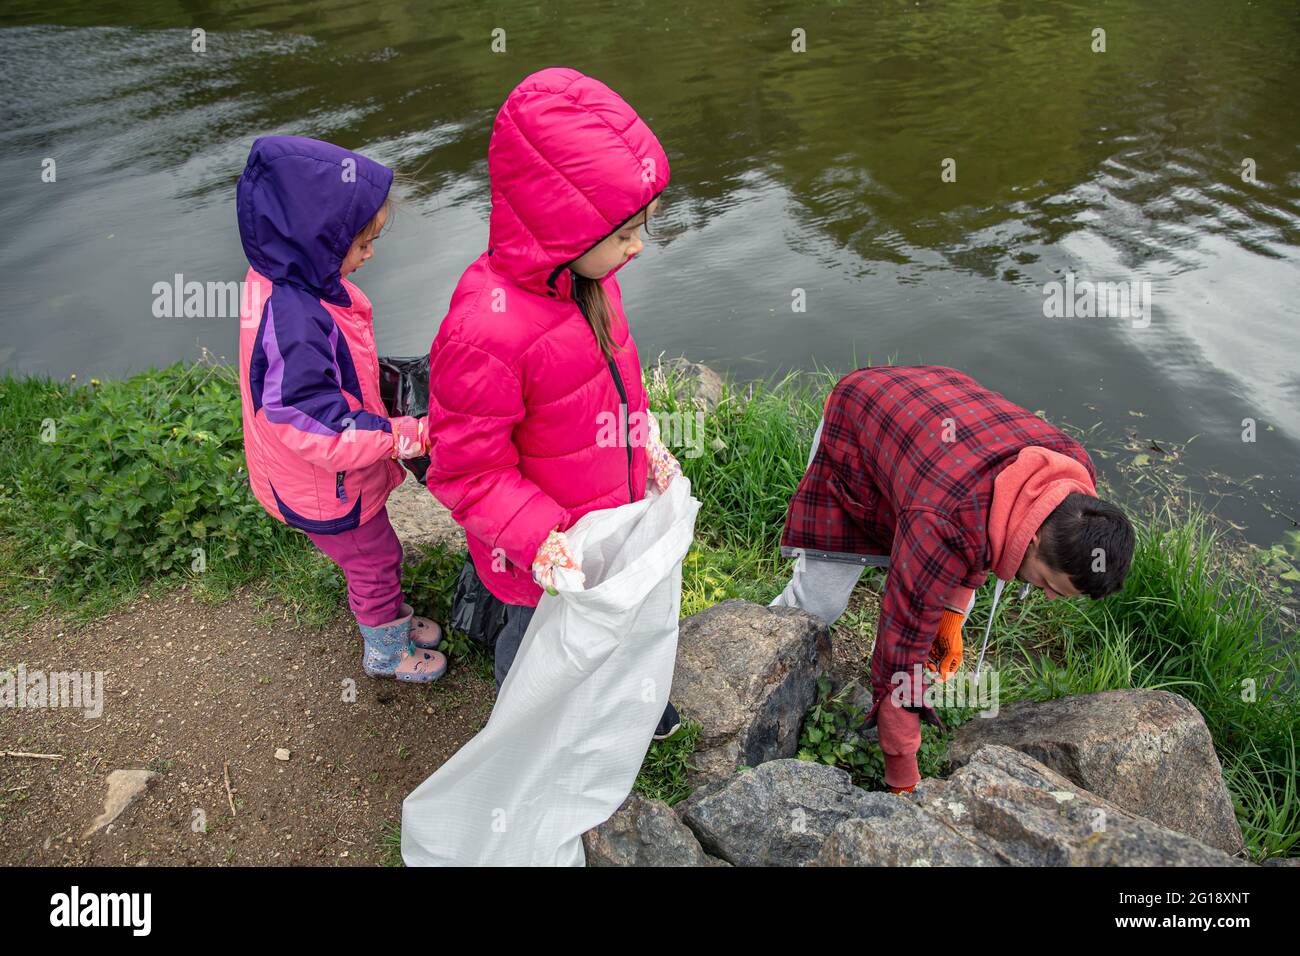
[
  {"left": 652, "top": 356, "right": 726, "bottom": 411},
  {"left": 914, "top": 745, "right": 1247, "bottom": 866},
  {"left": 811, "top": 795, "right": 1004, "bottom": 867},
  {"left": 677, "top": 759, "right": 874, "bottom": 866},
  {"left": 672, "top": 601, "right": 831, "bottom": 783},
  {"left": 947, "top": 689, "right": 1244, "bottom": 855},
  {"left": 582, "top": 793, "right": 728, "bottom": 867}
]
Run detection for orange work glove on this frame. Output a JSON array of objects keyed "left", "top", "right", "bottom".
[{"left": 925, "top": 608, "right": 965, "bottom": 681}]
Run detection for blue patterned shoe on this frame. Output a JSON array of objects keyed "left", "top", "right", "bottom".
[{"left": 360, "top": 608, "right": 447, "bottom": 683}]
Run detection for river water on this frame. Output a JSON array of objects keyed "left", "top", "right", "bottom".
[{"left": 1, "top": 0, "right": 1297, "bottom": 552}]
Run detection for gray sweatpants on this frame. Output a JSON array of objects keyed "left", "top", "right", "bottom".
[
  {"left": 492, "top": 603, "right": 536, "bottom": 690},
  {"left": 769, "top": 553, "right": 867, "bottom": 626},
  {"left": 768, "top": 415, "right": 867, "bottom": 625}
]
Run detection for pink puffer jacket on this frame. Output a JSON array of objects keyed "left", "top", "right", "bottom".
[{"left": 425, "top": 67, "right": 671, "bottom": 606}]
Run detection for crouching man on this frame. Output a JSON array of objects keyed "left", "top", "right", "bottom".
[{"left": 772, "top": 366, "right": 1135, "bottom": 793}]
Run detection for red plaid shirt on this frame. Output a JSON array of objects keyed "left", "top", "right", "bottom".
[{"left": 780, "top": 366, "right": 1095, "bottom": 716}]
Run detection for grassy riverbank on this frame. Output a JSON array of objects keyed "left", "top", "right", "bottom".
[{"left": 1, "top": 360, "right": 1296, "bottom": 859}]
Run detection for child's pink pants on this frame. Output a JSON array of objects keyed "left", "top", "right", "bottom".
[{"left": 305, "top": 507, "right": 405, "bottom": 627}]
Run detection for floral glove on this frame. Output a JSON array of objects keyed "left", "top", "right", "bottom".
[
  {"left": 645, "top": 412, "right": 682, "bottom": 492},
  {"left": 531, "top": 528, "right": 584, "bottom": 595}
]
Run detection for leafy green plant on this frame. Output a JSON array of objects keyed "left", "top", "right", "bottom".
[
  {"left": 15, "top": 362, "right": 304, "bottom": 593},
  {"left": 400, "top": 542, "right": 464, "bottom": 630},
  {"left": 798, "top": 676, "right": 877, "bottom": 781},
  {"left": 798, "top": 676, "right": 975, "bottom": 790},
  {"left": 635, "top": 717, "right": 702, "bottom": 806},
  {"left": 400, "top": 542, "right": 492, "bottom": 674}
]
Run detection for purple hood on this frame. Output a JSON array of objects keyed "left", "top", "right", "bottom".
[{"left": 236, "top": 136, "right": 393, "bottom": 306}]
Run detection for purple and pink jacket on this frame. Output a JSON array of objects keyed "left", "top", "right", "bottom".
[
  {"left": 425, "top": 68, "right": 670, "bottom": 606},
  {"left": 235, "top": 136, "right": 420, "bottom": 534}
]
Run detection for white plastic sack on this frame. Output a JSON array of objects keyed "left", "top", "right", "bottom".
[{"left": 401, "top": 475, "right": 701, "bottom": 866}]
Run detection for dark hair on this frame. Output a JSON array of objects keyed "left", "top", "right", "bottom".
[
  {"left": 570, "top": 200, "right": 659, "bottom": 361},
  {"left": 572, "top": 273, "right": 625, "bottom": 361},
  {"left": 1037, "top": 492, "right": 1135, "bottom": 599}
]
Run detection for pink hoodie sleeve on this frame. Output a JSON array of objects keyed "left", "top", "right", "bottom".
[
  {"left": 425, "top": 338, "right": 569, "bottom": 570},
  {"left": 943, "top": 573, "right": 986, "bottom": 616},
  {"left": 869, "top": 509, "right": 981, "bottom": 788}
]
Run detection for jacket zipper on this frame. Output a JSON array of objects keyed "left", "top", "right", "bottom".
[
  {"left": 570, "top": 285, "right": 635, "bottom": 504},
  {"left": 606, "top": 356, "right": 634, "bottom": 504},
  {"left": 336, "top": 470, "right": 347, "bottom": 503}
]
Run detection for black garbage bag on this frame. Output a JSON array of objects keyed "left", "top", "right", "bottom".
[
  {"left": 378, "top": 354, "right": 431, "bottom": 484},
  {"left": 448, "top": 554, "right": 511, "bottom": 654}
]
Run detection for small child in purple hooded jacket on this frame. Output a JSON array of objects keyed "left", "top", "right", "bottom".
[{"left": 235, "top": 135, "right": 445, "bottom": 683}]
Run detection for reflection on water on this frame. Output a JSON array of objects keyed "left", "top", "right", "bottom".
[{"left": 0, "top": 0, "right": 1297, "bottom": 544}]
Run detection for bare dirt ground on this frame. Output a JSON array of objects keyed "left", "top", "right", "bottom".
[
  {"left": 0, "top": 584, "right": 879, "bottom": 868},
  {"left": 0, "top": 584, "right": 495, "bottom": 866},
  {"left": 0, "top": 475, "right": 881, "bottom": 867}
]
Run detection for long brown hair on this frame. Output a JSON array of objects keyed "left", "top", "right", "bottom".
[
  {"left": 571, "top": 199, "right": 658, "bottom": 361},
  {"left": 573, "top": 273, "right": 623, "bottom": 361}
]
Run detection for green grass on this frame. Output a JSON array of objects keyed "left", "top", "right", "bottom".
[
  {"left": 379, "top": 820, "right": 403, "bottom": 867},
  {"left": 2, "top": 358, "right": 1297, "bottom": 860},
  {"left": 645, "top": 360, "right": 834, "bottom": 552},
  {"left": 647, "top": 359, "right": 1300, "bottom": 859},
  {"left": 634, "top": 718, "right": 703, "bottom": 805}
]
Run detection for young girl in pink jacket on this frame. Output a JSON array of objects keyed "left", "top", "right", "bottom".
[
  {"left": 426, "top": 68, "right": 683, "bottom": 734},
  {"left": 236, "top": 136, "right": 447, "bottom": 684}
]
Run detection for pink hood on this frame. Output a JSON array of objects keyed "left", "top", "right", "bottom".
[
  {"left": 988, "top": 446, "right": 1097, "bottom": 580},
  {"left": 486, "top": 67, "right": 669, "bottom": 296},
  {"left": 425, "top": 67, "right": 670, "bottom": 605}
]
